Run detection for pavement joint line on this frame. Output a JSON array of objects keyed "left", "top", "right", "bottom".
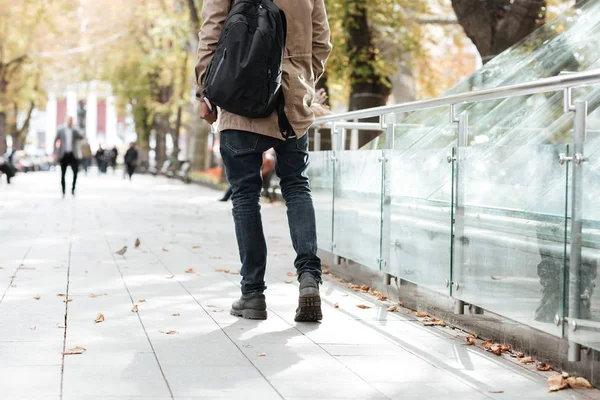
[
  {"left": 104, "top": 234, "right": 176, "bottom": 400},
  {"left": 141, "top": 244, "right": 286, "bottom": 400},
  {"left": 59, "top": 239, "right": 73, "bottom": 400}
]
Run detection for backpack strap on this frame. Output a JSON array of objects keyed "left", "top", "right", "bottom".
[{"left": 275, "top": 4, "right": 295, "bottom": 139}]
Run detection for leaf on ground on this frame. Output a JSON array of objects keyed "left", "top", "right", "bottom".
[
  {"left": 566, "top": 377, "right": 593, "bottom": 389},
  {"left": 341, "top": 294, "right": 349, "bottom": 297},
  {"left": 488, "top": 390, "right": 504, "bottom": 394},
  {"left": 215, "top": 269, "right": 225, "bottom": 272},
  {"left": 131, "top": 304, "right": 138, "bottom": 313},
  {"left": 223, "top": 269, "right": 231, "bottom": 273},
  {"left": 172, "top": 313, "right": 180, "bottom": 316},
  {"left": 416, "top": 311, "right": 428, "bottom": 318},
  {"left": 536, "top": 362, "right": 552, "bottom": 371},
  {"left": 338, "top": 278, "right": 346, "bottom": 283},
  {"left": 284, "top": 280, "right": 293, "bottom": 284},
  {"left": 465, "top": 336, "right": 476, "bottom": 346},
  {"left": 88, "top": 293, "right": 107, "bottom": 298},
  {"left": 95, "top": 313, "right": 105, "bottom": 323},
  {"left": 501, "top": 344, "right": 511, "bottom": 352},
  {"left": 398, "top": 301, "right": 404, "bottom": 307},
  {"left": 162, "top": 248, "right": 169, "bottom": 252},
  {"left": 482, "top": 341, "right": 493, "bottom": 350},
  {"left": 357, "top": 285, "right": 370, "bottom": 292},
  {"left": 323, "top": 269, "right": 330, "bottom": 275},
  {"left": 33, "top": 296, "right": 40, "bottom": 300},
  {"left": 135, "top": 238, "right": 141, "bottom": 248},
  {"left": 356, "top": 304, "right": 371, "bottom": 309},
  {"left": 138, "top": 299, "right": 146, "bottom": 303},
  {"left": 287, "top": 272, "right": 298, "bottom": 277},
  {"left": 166, "top": 275, "right": 175, "bottom": 279},
  {"left": 185, "top": 268, "right": 195, "bottom": 274},
  {"left": 519, "top": 356, "right": 534, "bottom": 364},
  {"left": 57, "top": 324, "right": 65, "bottom": 329},
  {"left": 228, "top": 270, "right": 240, "bottom": 275},
  {"left": 57, "top": 293, "right": 66, "bottom": 297},
  {"left": 63, "top": 299, "right": 72, "bottom": 303},
  {"left": 490, "top": 275, "right": 504, "bottom": 280},
  {"left": 333, "top": 302, "right": 339, "bottom": 308},
  {"left": 160, "top": 330, "right": 178, "bottom": 335},
  {"left": 63, "top": 346, "right": 86, "bottom": 355},
  {"left": 192, "top": 245, "right": 201, "bottom": 249},
  {"left": 548, "top": 375, "right": 569, "bottom": 392},
  {"left": 210, "top": 309, "right": 224, "bottom": 312},
  {"left": 387, "top": 305, "right": 399, "bottom": 312},
  {"left": 257, "top": 353, "right": 266, "bottom": 357},
  {"left": 423, "top": 317, "right": 446, "bottom": 326}
]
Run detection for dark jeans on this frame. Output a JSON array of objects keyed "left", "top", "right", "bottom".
[
  {"left": 220, "top": 130, "right": 322, "bottom": 295},
  {"left": 126, "top": 163, "right": 136, "bottom": 180},
  {"left": 60, "top": 152, "right": 79, "bottom": 194}
]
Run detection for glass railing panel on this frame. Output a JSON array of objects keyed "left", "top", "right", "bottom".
[
  {"left": 307, "top": 151, "right": 334, "bottom": 252},
  {"left": 566, "top": 98, "right": 600, "bottom": 350},
  {"left": 385, "top": 146, "right": 454, "bottom": 295},
  {"left": 333, "top": 150, "right": 384, "bottom": 270},
  {"left": 453, "top": 144, "right": 569, "bottom": 337}
]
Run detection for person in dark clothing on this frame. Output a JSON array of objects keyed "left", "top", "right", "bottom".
[
  {"left": 95, "top": 145, "right": 106, "bottom": 174},
  {"left": 54, "top": 116, "right": 84, "bottom": 196},
  {"left": 110, "top": 146, "right": 119, "bottom": 173},
  {"left": 124, "top": 142, "right": 139, "bottom": 181},
  {"left": 0, "top": 157, "right": 15, "bottom": 184}
]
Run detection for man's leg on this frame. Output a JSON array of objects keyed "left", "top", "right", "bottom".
[
  {"left": 274, "top": 134, "right": 322, "bottom": 321},
  {"left": 60, "top": 156, "right": 68, "bottom": 195},
  {"left": 71, "top": 156, "right": 79, "bottom": 194},
  {"left": 220, "top": 130, "right": 275, "bottom": 298}
]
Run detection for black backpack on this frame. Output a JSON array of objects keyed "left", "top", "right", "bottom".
[{"left": 203, "top": 0, "right": 293, "bottom": 137}]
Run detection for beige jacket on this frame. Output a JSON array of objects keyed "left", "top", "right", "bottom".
[{"left": 194, "top": 0, "right": 332, "bottom": 140}]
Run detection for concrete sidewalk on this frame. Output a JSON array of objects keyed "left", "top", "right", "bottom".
[{"left": 0, "top": 171, "right": 598, "bottom": 400}]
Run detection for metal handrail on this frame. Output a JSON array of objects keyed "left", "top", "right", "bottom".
[{"left": 312, "top": 69, "right": 600, "bottom": 126}]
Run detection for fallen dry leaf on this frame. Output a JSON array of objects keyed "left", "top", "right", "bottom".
[
  {"left": 138, "top": 299, "right": 146, "bottom": 303},
  {"left": 63, "top": 346, "right": 87, "bottom": 355},
  {"left": 185, "top": 268, "right": 195, "bottom": 274},
  {"left": 548, "top": 375, "right": 569, "bottom": 392},
  {"left": 210, "top": 309, "right": 224, "bottom": 312},
  {"left": 215, "top": 269, "right": 225, "bottom": 272},
  {"left": 490, "top": 275, "right": 503, "bottom": 280},
  {"left": 333, "top": 302, "right": 339, "bottom": 308},
  {"left": 398, "top": 301, "right": 404, "bottom": 307},
  {"left": 135, "top": 238, "right": 141, "bottom": 248},
  {"left": 162, "top": 248, "right": 169, "bottom": 252},
  {"left": 88, "top": 293, "right": 107, "bottom": 298},
  {"left": 416, "top": 311, "right": 428, "bottom": 318},
  {"left": 57, "top": 324, "right": 65, "bottom": 329},
  {"left": 489, "top": 390, "right": 504, "bottom": 394},
  {"left": 287, "top": 272, "right": 298, "bottom": 277},
  {"left": 519, "top": 356, "right": 534, "bottom": 364},
  {"left": 160, "top": 330, "right": 178, "bottom": 335},
  {"left": 356, "top": 304, "right": 371, "bottom": 309},
  {"left": 223, "top": 269, "right": 231, "bottom": 273},
  {"left": 566, "top": 377, "right": 593, "bottom": 389},
  {"left": 257, "top": 353, "right": 267, "bottom": 357},
  {"left": 482, "top": 341, "right": 493, "bottom": 350},
  {"left": 166, "top": 275, "right": 175, "bottom": 279},
  {"left": 284, "top": 280, "right": 293, "bottom": 284},
  {"left": 63, "top": 299, "right": 72, "bottom": 303},
  {"left": 228, "top": 270, "right": 240, "bottom": 275},
  {"left": 387, "top": 305, "right": 399, "bottom": 312},
  {"left": 323, "top": 269, "right": 330, "bottom": 275},
  {"left": 33, "top": 296, "right": 40, "bottom": 300},
  {"left": 192, "top": 245, "right": 201, "bottom": 249},
  {"left": 131, "top": 305, "right": 138, "bottom": 313},
  {"left": 95, "top": 313, "right": 105, "bottom": 323},
  {"left": 536, "top": 362, "right": 552, "bottom": 372},
  {"left": 423, "top": 317, "right": 446, "bottom": 326},
  {"left": 338, "top": 278, "right": 346, "bottom": 283},
  {"left": 172, "top": 313, "right": 180, "bottom": 317},
  {"left": 465, "top": 336, "right": 476, "bottom": 346}
]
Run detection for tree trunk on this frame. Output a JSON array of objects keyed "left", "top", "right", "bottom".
[
  {"left": 344, "top": 0, "right": 391, "bottom": 148},
  {"left": 153, "top": 113, "right": 168, "bottom": 168},
  {"left": 172, "top": 105, "right": 182, "bottom": 170},
  {"left": 0, "top": 112, "right": 6, "bottom": 155},
  {"left": 452, "top": 0, "right": 546, "bottom": 64}
]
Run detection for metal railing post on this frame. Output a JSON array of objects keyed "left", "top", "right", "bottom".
[
  {"left": 331, "top": 123, "right": 340, "bottom": 266},
  {"left": 568, "top": 100, "right": 587, "bottom": 362},
  {"left": 452, "top": 110, "right": 468, "bottom": 315},
  {"left": 382, "top": 114, "right": 393, "bottom": 284},
  {"left": 313, "top": 128, "right": 321, "bottom": 152}
]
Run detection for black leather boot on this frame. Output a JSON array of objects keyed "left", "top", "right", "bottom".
[
  {"left": 230, "top": 293, "right": 267, "bottom": 320},
  {"left": 295, "top": 273, "right": 323, "bottom": 322}
]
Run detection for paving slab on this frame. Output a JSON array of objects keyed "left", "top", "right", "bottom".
[{"left": 0, "top": 171, "right": 598, "bottom": 400}]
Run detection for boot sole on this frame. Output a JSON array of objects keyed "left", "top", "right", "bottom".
[
  {"left": 295, "top": 293, "right": 323, "bottom": 322},
  {"left": 230, "top": 309, "right": 268, "bottom": 320}
]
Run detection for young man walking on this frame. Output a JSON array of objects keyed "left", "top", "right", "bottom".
[
  {"left": 195, "top": 0, "right": 331, "bottom": 321},
  {"left": 55, "top": 116, "right": 84, "bottom": 197}
]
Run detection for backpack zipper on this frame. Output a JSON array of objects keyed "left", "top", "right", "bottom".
[{"left": 210, "top": 48, "right": 227, "bottom": 86}]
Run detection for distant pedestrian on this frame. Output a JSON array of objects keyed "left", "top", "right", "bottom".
[
  {"left": 54, "top": 116, "right": 84, "bottom": 197},
  {"left": 95, "top": 145, "right": 106, "bottom": 174},
  {"left": 124, "top": 142, "right": 139, "bottom": 181},
  {"left": 80, "top": 139, "right": 92, "bottom": 175},
  {"left": 110, "top": 146, "right": 118, "bottom": 173}
]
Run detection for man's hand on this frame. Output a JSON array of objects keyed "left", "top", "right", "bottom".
[{"left": 200, "top": 100, "right": 218, "bottom": 124}]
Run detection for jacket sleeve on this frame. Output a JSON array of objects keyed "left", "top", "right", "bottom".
[
  {"left": 194, "top": 0, "right": 233, "bottom": 99},
  {"left": 311, "top": 0, "right": 332, "bottom": 84}
]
